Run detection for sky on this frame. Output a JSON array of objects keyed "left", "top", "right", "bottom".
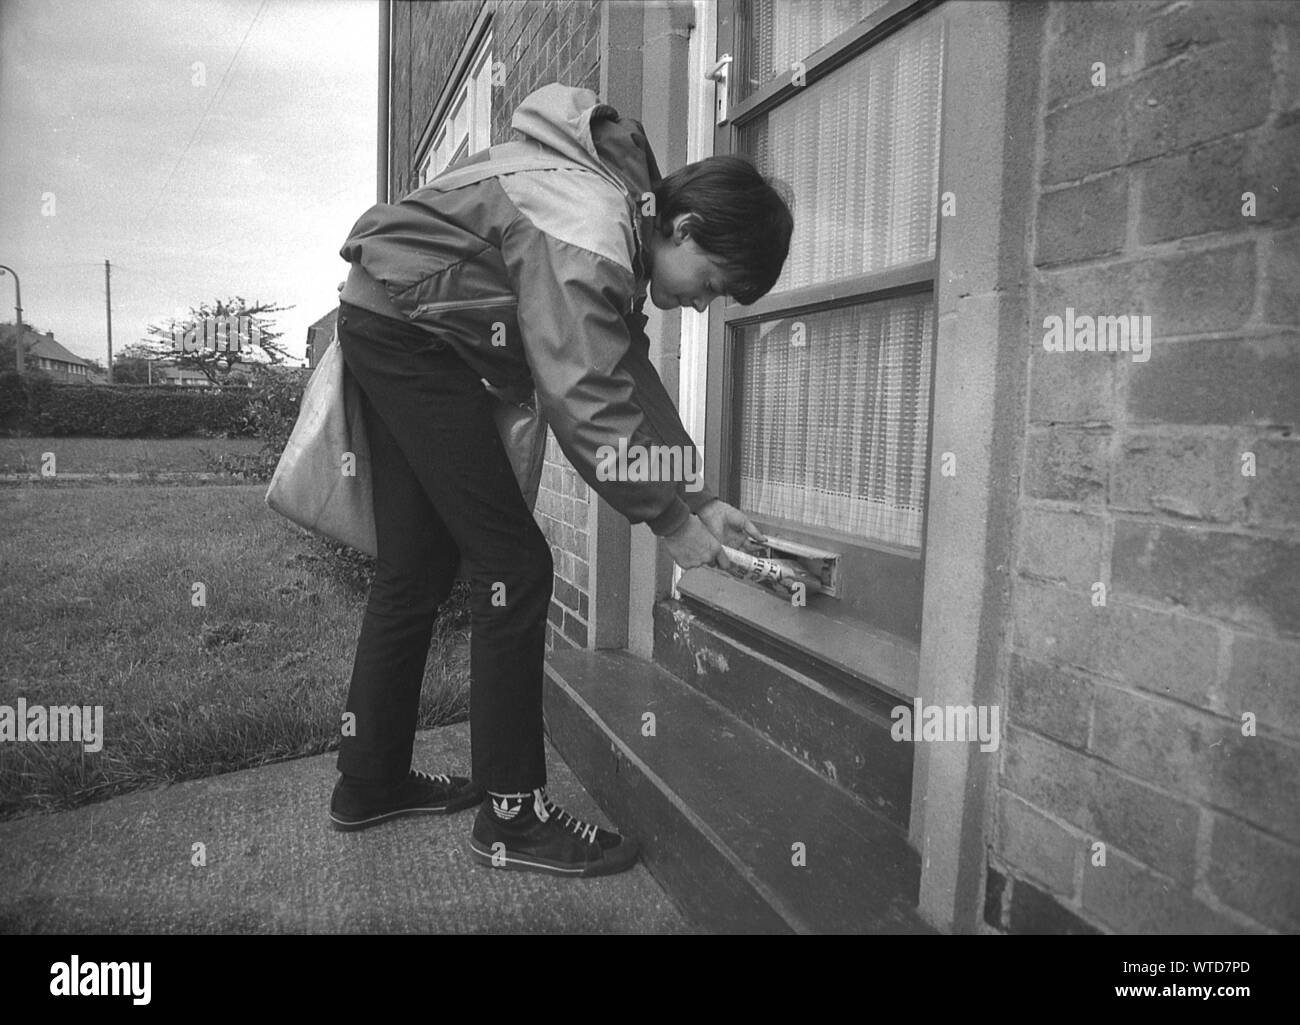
[{"left": 0, "top": 0, "right": 379, "bottom": 367}]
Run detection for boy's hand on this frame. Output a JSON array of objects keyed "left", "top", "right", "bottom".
[
  {"left": 662, "top": 514, "right": 726, "bottom": 571},
  {"left": 697, "top": 499, "right": 765, "bottom": 550}
]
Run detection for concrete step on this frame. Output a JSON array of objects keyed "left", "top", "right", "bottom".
[
  {"left": 652, "top": 599, "right": 912, "bottom": 831},
  {"left": 543, "top": 648, "right": 931, "bottom": 934}
]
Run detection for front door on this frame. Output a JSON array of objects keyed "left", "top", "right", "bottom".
[{"left": 676, "top": 0, "right": 947, "bottom": 705}]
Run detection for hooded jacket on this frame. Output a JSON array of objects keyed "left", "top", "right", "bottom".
[{"left": 339, "top": 83, "right": 717, "bottom": 537}]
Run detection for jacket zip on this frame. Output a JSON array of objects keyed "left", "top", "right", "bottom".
[{"left": 409, "top": 295, "right": 519, "bottom": 317}]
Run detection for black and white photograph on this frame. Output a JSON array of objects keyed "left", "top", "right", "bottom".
[{"left": 0, "top": 0, "right": 1296, "bottom": 971}]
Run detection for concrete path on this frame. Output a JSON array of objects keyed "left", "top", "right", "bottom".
[
  {"left": 0, "top": 723, "right": 695, "bottom": 934},
  {"left": 0, "top": 472, "right": 234, "bottom": 483}
]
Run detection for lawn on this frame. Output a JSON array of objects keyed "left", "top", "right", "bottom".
[
  {"left": 0, "top": 435, "right": 265, "bottom": 475},
  {"left": 0, "top": 482, "right": 470, "bottom": 819}
]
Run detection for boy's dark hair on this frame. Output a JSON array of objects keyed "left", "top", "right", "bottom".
[{"left": 653, "top": 155, "right": 794, "bottom": 306}]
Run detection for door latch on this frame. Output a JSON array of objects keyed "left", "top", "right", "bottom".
[{"left": 705, "top": 53, "right": 733, "bottom": 125}]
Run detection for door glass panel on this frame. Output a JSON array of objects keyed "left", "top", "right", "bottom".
[
  {"left": 734, "top": 0, "right": 891, "bottom": 102},
  {"left": 734, "top": 292, "right": 934, "bottom": 549},
  {"left": 737, "top": 11, "right": 944, "bottom": 292}
]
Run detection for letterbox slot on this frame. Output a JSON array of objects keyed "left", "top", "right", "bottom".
[{"left": 746, "top": 534, "right": 840, "bottom": 598}]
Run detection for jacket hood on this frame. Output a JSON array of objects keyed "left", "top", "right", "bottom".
[
  {"left": 337, "top": 81, "right": 712, "bottom": 538},
  {"left": 510, "top": 83, "right": 661, "bottom": 211}
]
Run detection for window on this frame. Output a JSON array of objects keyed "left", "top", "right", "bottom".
[
  {"left": 692, "top": 0, "right": 944, "bottom": 675},
  {"left": 417, "top": 30, "right": 494, "bottom": 186},
  {"left": 734, "top": 294, "right": 933, "bottom": 548}
]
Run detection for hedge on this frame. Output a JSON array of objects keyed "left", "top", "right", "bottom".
[{"left": 0, "top": 371, "right": 265, "bottom": 438}]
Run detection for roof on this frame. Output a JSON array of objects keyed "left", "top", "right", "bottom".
[
  {"left": 26, "top": 334, "right": 91, "bottom": 367},
  {"left": 0, "top": 326, "right": 92, "bottom": 367},
  {"left": 307, "top": 308, "right": 338, "bottom": 335}
]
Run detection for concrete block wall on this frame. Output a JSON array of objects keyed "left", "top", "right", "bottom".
[
  {"left": 989, "top": 1, "right": 1300, "bottom": 934},
  {"left": 389, "top": 1, "right": 604, "bottom": 653}
]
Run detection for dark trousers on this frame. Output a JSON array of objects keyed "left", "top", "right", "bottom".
[{"left": 334, "top": 301, "right": 550, "bottom": 793}]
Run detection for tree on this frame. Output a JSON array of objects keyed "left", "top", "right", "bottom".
[
  {"left": 111, "top": 343, "right": 156, "bottom": 384},
  {"left": 142, "top": 296, "right": 295, "bottom": 385},
  {"left": 0, "top": 320, "right": 46, "bottom": 371}
]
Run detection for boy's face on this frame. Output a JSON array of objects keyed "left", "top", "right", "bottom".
[{"left": 647, "top": 214, "right": 735, "bottom": 313}]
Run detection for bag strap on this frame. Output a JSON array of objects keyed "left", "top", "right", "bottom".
[
  {"left": 424, "top": 141, "right": 614, "bottom": 192},
  {"left": 419, "top": 141, "right": 647, "bottom": 308}
]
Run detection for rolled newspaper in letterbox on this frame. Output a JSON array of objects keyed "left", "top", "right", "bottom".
[{"left": 720, "top": 546, "right": 822, "bottom": 594}]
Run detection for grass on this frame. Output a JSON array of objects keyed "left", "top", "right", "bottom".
[
  {"left": 0, "top": 436, "right": 264, "bottom": 475},
  {"left": 0, "top": 482, "right": 470, "bottom": 820}
]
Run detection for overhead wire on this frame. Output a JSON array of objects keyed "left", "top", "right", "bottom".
[{"left": 135, "top": 0, "right": 269, "bottom": 232}]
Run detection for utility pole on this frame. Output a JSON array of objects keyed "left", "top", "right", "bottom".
[
  {"left": 0, "top": 264, "right": 23, "bottom": 373},
  {"left": 378, "top": 0, "right": 390, "bottom": 204},
  {"left": 105, "top": 259, "right": 114, "bottom": 383}
]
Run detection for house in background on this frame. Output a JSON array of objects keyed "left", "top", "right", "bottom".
[
  {"left": 0, "top": 325, "right": 101, "bottom": 384},
  {"left": 152, "top": 364, "right": 218, "bottom": 387},
  {"left": 306, "top": 307, "right": 339, "bottom": 369},
  {"left": 381, "top": 0, "right": 1299, "bottom": 934},
  {"left": 28, "top": 335, "right": 98, "bottom": 384}
]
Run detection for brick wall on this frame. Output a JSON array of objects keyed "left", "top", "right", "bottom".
[
  {"left": 488, "top": 0, "right": 602, "bottom": 652},
  {"left": 488, "top": 1, "right": 602, "bottom": 144},
  {"left": 989, "top": 0, "right": 1300, "bottom": 934},
  {"left": 391, "top": 1, "right": 604, "bottom": 653},
  {"left": 389, "top": 1, "right": 484, "bottom": 199}
]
